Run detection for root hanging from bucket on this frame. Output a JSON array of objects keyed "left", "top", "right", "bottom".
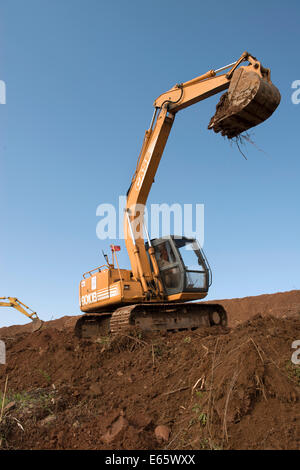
[
  {"left": 231, "top": 133, "right": 250, "bottom": 160},
  {"left": 229, "top": 132, "right": 271, "bottom": 161}
]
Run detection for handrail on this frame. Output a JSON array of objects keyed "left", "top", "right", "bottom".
[{"left": 82, "top": 264, "right": 110, "bottom": 279}]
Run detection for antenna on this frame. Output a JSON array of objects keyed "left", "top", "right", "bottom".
[{"left": 102, "top": 250, "right": 109, "bottom": 265}]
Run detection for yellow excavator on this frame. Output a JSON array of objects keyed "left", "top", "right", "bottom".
[
  {"left": 75, "top": 51, "right": 281, "bottom": 338},
  {"left": 0, "top": 297, "right": 43, "bottom": 331}
]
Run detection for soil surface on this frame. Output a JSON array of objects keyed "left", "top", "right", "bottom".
[{"left": 0, "top": 290, "right": 299, "bottom": 450}]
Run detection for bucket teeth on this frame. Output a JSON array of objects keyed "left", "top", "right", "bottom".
[{"left": 208, "top": 68, "right": 281, "bottom": 138}]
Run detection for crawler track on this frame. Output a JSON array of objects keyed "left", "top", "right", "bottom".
[{"left": 75, "top": 303, "right": 227, "bottom": 339}]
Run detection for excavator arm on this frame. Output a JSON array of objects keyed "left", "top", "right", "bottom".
[
  {"left": 124, "top": 52, "right": 281, "bottom": 297},
  {"left": 0, "top": 297, "right": 43, "bottom": 331}
]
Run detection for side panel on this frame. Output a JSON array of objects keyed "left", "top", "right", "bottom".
[{"left": 79, "top": 269, "right": 144, "bottom": 312}]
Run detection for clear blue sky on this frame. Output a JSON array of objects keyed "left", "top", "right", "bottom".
[{"left": 0, "top": 0, "right": 299, "bottom": 326}]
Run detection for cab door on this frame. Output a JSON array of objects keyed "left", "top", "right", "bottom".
[{"left": 151, "top": 238, "right": 184, "bottom": 295}]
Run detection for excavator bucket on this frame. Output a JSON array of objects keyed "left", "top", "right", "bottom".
[
  {"left": 32, "top": 318, "right": 43, "bottom": 332},
  {"left": 208, "top": 67, "right": 281, "bottom": 138}
]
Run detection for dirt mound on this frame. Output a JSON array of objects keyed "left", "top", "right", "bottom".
[
  {"left": 204, "top": 290, "right": 300, "bottom": 327},
  {"left": 0, "top": 291, "right": 299, "bottom": 450},
  {"left": 0, "top": 315, "right": 80, "bottom": 338}
]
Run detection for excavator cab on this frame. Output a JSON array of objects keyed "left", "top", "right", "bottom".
[{"left": 147, "top": 236, "right": 211, "bottom": 298}]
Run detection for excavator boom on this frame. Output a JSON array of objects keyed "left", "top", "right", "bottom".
[{"left": 124, "top": 52, "right": 280, "bottom": 289}]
